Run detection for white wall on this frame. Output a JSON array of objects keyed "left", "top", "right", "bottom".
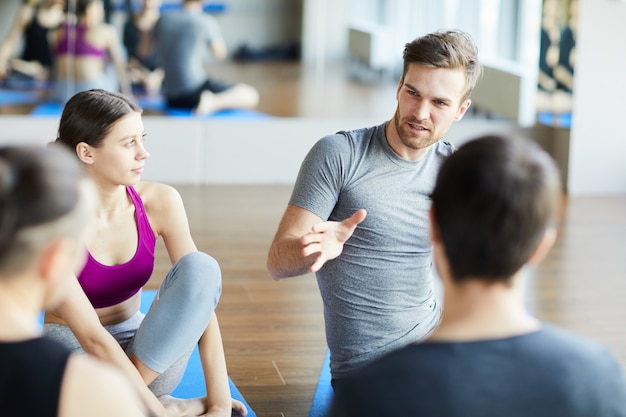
[
  {"left": 0, "top": 0, "right": 22, "bottom": 56},
  {"left": 568, "top": 0, "right": 626, "bottom": 194},
  {"left": 0, "top": 116, "right": 378, "bottom": 184},
  {"left": 213, "top": 0, "right": 303, "bottom": 54},
  {"left": 0, "top": 115, "right": 516, "bottom": 185},
  {"left": 301, "top": 0, "right": 349, "bottom": 66},
  {"left": 0, "top": 0, "right": 19, "bottom": 34}
]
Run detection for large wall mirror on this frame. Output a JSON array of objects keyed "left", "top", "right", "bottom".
[
  {"left": 0, "top": 0, "right": 562, "bottom": 124},
  {"left": 0, "top": 0, "right": 305, "bottom": 117}
]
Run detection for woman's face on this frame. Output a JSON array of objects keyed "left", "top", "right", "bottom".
[
  {"left": 86, "top": 112, "right": 149, "bottom": 186},
  {"left": 144, "top": 0, "right": 162, "bottom": 10},
  {"left": 85, "top": 0, "right": 104, "bottom": 22}
]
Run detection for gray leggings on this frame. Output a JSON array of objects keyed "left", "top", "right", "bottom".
[{"left": 44, "top": 251, "right": 222, "bottom": 396}]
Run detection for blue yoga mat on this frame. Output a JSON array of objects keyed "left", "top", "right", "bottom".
[
  {"left": 537, "top": 111, "right": 572, "bottom": 128},
  {"left": 309, "top": 350, "right": 333, "bottom": 417},
  {"left": 31, "top": 97, "right": 271, "bottom": 120},
  {"left": 165, "top": 107, "right": 272, "bottom": 119},
  {"left": 136, "top": 95, "right": 272, "bottom": 119},
  {"left": 0, "top": 88, "right": 40, "bottom": 105},
  {"left": 30, "top": 101, "right": 63, "bottom": 116},
  {"left": 115, "top": 1, "right": 226, "bottom": 13},
  {"left": 140, "top": 290, "right": 256, "bottom": 416}
]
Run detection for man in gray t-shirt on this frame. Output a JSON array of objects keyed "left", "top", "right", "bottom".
[
  {"left": 154, "top": 0, "right": 258, "bottom": 114},
  {"left": 267, "top": 30, "right": 482, "bottom": 380}
]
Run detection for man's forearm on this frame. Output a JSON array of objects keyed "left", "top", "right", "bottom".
[{"left": 267, "top": 237, "right": 316, "bottom": 280}]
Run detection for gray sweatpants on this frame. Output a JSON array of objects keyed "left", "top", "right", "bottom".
[{"left": 44, "top": 251, "right": 222, "bottom": 396}]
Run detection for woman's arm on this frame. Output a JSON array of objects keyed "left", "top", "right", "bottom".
[
  {"left": 48, "top": 277, "right": 165, "bottom": 416},
  {"left": 0, "top": 4, "right": 33, "bottom": 77},
  {"left": 104, "top": 24, "right": 132, "bottom": 96}
]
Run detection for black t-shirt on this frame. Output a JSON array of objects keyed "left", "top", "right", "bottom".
[
  {"left": 331, "top": 325, "right": 626, "bottom": 417},
  {"left": 21, "top": 9, "right": 55, "bottom": 67},
  {"left": 0, "top": 337, "right": 70, "bottom": 417},
  {"left": 123, "top": 19, "right": 159, "bottom": 71}
]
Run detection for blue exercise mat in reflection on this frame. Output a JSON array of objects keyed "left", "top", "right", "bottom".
[
  {"left": 537, "top": 111, "right": 572, "bottom": 128},
  {"left": 136, "top": 95, "right": 271, "bottom": 119},
  {"left": 31, "top": 96, "right": 271, "bottom": 120},
  {"left": 0, "top": 89, "right": 40, "bottom": 105},
  {"left": 30, "top": 101, "right": 64, "bottom": 116}
]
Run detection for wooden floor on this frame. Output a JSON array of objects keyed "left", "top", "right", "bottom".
[{"left": 2, "top": 61, "right": 625, "bottom": 416}]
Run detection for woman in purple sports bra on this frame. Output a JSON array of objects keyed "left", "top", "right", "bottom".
[
  {"left": 49, "top": 0, "right": 131, "bottom": 103},
  {"left": 45, "top": 89, "right": 247, "bottom": 417}
]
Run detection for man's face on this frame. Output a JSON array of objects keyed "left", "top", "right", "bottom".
[{"left": 389, "top": 63, "right": 471, "bottom": 160}]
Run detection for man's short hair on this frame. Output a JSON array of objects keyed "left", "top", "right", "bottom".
[{"left": 403, "top": 30, "right": 482, "bottom": 101}]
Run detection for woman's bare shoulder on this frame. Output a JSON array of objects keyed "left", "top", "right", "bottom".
[
  {"left": 91, "top": 23, "right": 120, "bottom": 43},
  {"left": 134, "top": 182, "right": 183, "bottom": 210},
  {"left": 135, "top": 181, "right": 178, "bottom": 196},
  {"left": 133, "top": 182, "right": 185, "bottom": 235}
]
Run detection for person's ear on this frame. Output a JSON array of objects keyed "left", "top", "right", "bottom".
[
  {"left": 396, "top": 77, "right": 404, "bottom": 99},
  {"left": 38, "top": 238, "right": 73, "bottom": 284},
  {"left": 454, "top": 99, "right": 472, "bottom": 121},
  {"left": 528, "top": 228, "right": 557, "bottom": 266},
  {"left": 76, "top": 142, "right": 95, "bottom": 165}
]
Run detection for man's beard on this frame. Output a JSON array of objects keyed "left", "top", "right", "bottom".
[{"left": 393, "top": 112, "right": 438, "bottom": 150}]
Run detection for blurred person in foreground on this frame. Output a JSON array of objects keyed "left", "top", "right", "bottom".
[{"left": 0, "top": 144, "right": 150, "bottom": 417}]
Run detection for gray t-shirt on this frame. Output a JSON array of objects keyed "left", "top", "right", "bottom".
[
  {"left": 290, "top": 122, "right": 455, "bottom": 378},
  {"left": 155, "top": 9, "right": 222, "bottom": 96},
  {"left": 332, "top": 325, "right": 626, "bottom": 417}
]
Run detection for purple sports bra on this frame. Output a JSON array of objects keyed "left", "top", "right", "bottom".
[
  {"left": 78, "top": 186, "right": 156, "bottom": 309},
  {"left": 53, "top": 23, "right": 106, "bottom": 59}
]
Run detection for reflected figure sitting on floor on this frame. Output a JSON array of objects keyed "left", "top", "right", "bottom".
[
  {"left": 123, "top": 0, "right": 164, "bottom": 95},
  {"left": 0, "top": 0, "right": 65, "bottom": 84},
  {"left": 50, "top": 0, "right": 131, "bottom": 103},
  {"left": 552, "top": 0, "right": 577, "bottom": 113},
  {"left": 536, "top": 0, "right": 561, "bottom": 113},
  {"left": 154, "top": 0, "right": 259, "bottom": 115}
]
